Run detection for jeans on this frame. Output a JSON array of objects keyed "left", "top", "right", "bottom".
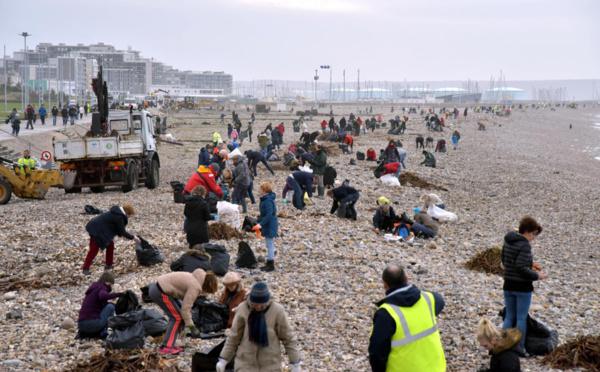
[
  {"left": 78, "top": 303, "right": 115, "bottom": 337},
  {"left": 266, "top": 238, "right": 275, "bottom": 261},
  {"left": 63, "top": 116, "right": 68, "bottom": 125},
  {"left": 503, "top": 290, "right": 532, "bottom": 350},
  {"left": 247, "top": 180, "right": 255, "bottom": 204},
  {"left": 52, "top": 115, "right": 57, "bottom": 126}
]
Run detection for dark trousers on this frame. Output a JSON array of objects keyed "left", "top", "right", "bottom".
[
  {"left": 26, "top": 118, "right": 33, "bottom": 129},
  {"left": 82, "top": 237, "right": 114, "bottom": 270},
  {"left": 232, "top": 185, "right": 249, "bottom": 213},
  {"left": 78, "top": 303, "right": 115, "bottom": 337},
  {"left": 149, "top": 283, "right": 183, "bottom": 348},
  {"left": 40, "top": 116, "right": 46, "bottom": 125},
  {"left": 250, "top": 158, "right": 274, "bottom": 176}
]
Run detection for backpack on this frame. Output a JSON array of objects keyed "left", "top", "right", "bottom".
[
  {"left": 366, "top": 148, "right": 377, "bottom": 161},
  {"left": 106, "top": 311, "right": 145, "bottom": 349},
  {"left": 323, "top": 166, "right": 337, "bottom": 187},
  {"left": 135, "top": 236, "right": 164, "bottom": 266},
  {"left": 356, "top": 151, "right": 365, "bottom": 160},
  {"left": 235, "top": 241, "right": 257, "bottom": 269},
  {"left": 191, "top": 298, "right": 229, "bottom": 334},
  {"left": 115, "top": 290, "right": 140, "bottom": 315}
]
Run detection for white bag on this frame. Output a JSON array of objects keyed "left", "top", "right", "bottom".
[
  {"left": 217, "top": 201, "right": 241, "bottom": 229},
  {"left": 229, "top": 148, "right": 242, "bottom": 158},
  {"left": 380, "top": 174, "right": 401, "bottom": 187},
  {"left": 427, "top": 204, "right": 458, "bottom": 223},
  {"left": 299, "top": 165, "right": 313, "bottom": 173}
]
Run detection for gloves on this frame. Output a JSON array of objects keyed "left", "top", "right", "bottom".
[
  {"left": 187, "top": 324, "right": 201, "bottom": 338},
  {"left": 216, "top": 358, "right": 228, "bottom": 372},
  {"left": 290, "top": 363, "right": 302, "bottom": 372},
  {"left": 251, "top": 224, "right": 261, "bottom": 231}
]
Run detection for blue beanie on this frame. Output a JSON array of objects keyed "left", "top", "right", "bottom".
[
  {"left": 249, "top": 282, "right": 271, "bottom": 304},
  {"left": 413, "top": 207, "right": 421, "bottom": 215}
]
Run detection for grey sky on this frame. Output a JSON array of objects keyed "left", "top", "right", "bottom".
[{"left": 1, "top": 0, "right": 598, "bottom": 81}]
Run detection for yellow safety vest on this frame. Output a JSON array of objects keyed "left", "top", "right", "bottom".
[
  {"left": 379, "top": 291, "right": 446, "bottom": 372},
  {"left": 17, "top": 157, "right": 36, "bottom": 171}
]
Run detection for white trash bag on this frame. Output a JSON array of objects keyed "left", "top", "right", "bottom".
[
  {"left": 217, "top": 201, "right": 241, "bottom": 230},
  {"left": 380, "top": 174, "right": 401, "bottom": 187}
]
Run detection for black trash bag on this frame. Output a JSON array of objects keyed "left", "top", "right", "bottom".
[
  {"left": 191, "top": 298, "right": 229, "bottom": 334},
  {"left": 140, "top": 285, "right": 152, "bottom": 303},
  {"left": 106, "top": 311, "right": 145, "bottom": 349},
  {"left": 142, "top": 308, "right": 168, "bottom": 337},
  {"left": 525, "top": 316, "right": 559, "bottom": 355},
  {"left": 135, "top": 236, "right": 165, "bottom": 266},
  {"left": 323, "top": 166, "right": 337, "bottom": 188},
  {"left": 170, "top": 181, "right": 185, "bottom": 203},
  {"left": 499, "top": 308, "right": 559, "bottom": 356},
  {"left": 242, "top": 216, "right": 258, "bottom": 232},
  {"left": 115, "top": 290, "right": 141, "bottom": 315},
  {"left": 356, "top": 151, "right": 365, "bottom": 161},
  {"left": 202, "top": 243, "right": 230, "bottom": 276},
  {"left": 235, "top": 241, "right": 257, "bottom": 269},
  {"left": 192, "top": 340, "right": 234, "bottom": 372},
  {"left": 84, "top": 204, "right": 103, "bottom": 215}
]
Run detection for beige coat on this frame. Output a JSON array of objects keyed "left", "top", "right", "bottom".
[
  {"left": 220, "top": 300, "right": 301, "bottom": 372},
  {"left": 156, "top": 269, "right": 206, "bottom": 326}
]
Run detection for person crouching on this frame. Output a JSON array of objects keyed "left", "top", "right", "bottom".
[
  {"left": 219, "top": 272, "right": 248, "bottom": 328},
  {"left": 148, "top": 269, "right": 218, "bottom": 355},
  {"left": 77, "top": 271, "right": 121, "bottom": 338},
  {"left": 477, "top": 317, "right": 522, "bottom": 372}
]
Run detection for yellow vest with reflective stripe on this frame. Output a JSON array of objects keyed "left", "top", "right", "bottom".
[
  {"left": 379, "top": 291, "right": 446, "bottom": 372},
  {"left": 18, "top": 157, "right": 36, "bottom": 170}
]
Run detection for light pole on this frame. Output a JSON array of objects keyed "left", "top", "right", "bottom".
[
  {"left": 320, "top": 65, "right": 331, "bottom": 102},
  {"left": 19, "top": 32, "right": 31, "bottom": 111},
  {"left": 313, "top": 69, "right": 319, "bottom": 105}
]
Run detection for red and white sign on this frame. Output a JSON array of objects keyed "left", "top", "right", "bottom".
[{"left": 40, "top": 151, "right": 52, "bottom": 161}]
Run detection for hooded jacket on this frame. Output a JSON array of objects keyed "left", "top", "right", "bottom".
[
  {"left": 170, "top": 251, "right": 211, "bottom": 273},
  {"left": 502, "top": 231, "right": 539, "bottom": 292},
  {"left": 258, "top": 192, "right": 278, "bottom": 238},
  {"left": 372, "top": 206, "right": 398, "bottom": 232},
  {"left": 184, "top": 165, "right": 223, "bottom": 198},
  {"left": 220, "top": 300, "right": 301, "bottom": 372},
  {"left": 198, "top": 148, "right": 211, "bottom": 166},
  {"left": 184, "top": 195, "right": 211, "bottom": 246},
  {"left": 484, "top": 329, "right": 522, "bottom": 372},
  {"left": 369, "top": 284, "right": 445, "bottom": 372},
  {"left": 85, "top": 206, "right": 134, "bottom": 249},
  {"left": 383, "top": 144, "right": 401, "bottom": 164},
  {"left": 156, "top": 269, "right": 208, "bottom": 326},
  {"left": 78, "top": 281, "right": 120, "bottom": 321}
]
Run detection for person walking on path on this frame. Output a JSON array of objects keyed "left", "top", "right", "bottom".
[
  {"left": 501, "top": 216, "right": 547, "bottom": 355},
  {"left": 9, "top": 109, "right": 20, "bottom": 136},
  {"left": 61, "top": 106, "right": 68, "bottom": 126},
  {"left": 69, "top": 105, "right": 77, "bottom": 125},
  {"left": 477, "top": 318, "right": 522, "bottom": 372},
  {"left": 25, "top": 104, "right": 35, "bottom": 129},
  {"left": 369, "top": 264, "right": 446, "bottom": 372},
  {"left": 217, "top": 281, "right": 302, "bottom": 372},
  {"left": 82, "top": 204, "right": 140, "bottom": 275},
  {"left": 148, "top": 269, "right": 218, "bottom": 355},
  {"left": 254, "top": 182, "right": 278, "bottom": 272},
  {"left": 51, "top": 105, "right": 58, "bottom": 126},
  {"left": 77, "top": 271, "right": 121, "bottom": 338},
  {"left": 38, "top": 105, "right": 47, "bottom": 125}
]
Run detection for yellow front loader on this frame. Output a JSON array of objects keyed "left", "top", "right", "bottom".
[{"left": 0, "top": 156, "right": 75, "bottom": 204}]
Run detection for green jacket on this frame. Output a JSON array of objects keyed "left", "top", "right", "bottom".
[{"left": 310, "top": 150, "right": 327, "bottom": 175}]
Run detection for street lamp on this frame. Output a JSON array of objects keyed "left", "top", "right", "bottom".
[
  {"left": 313, "top": 69, "right": 319, "bottom": 104},
  {"left": 320, "top": 65, "right": 332, "bottom": 102},
  {"left": 19, "top": 32, "right": 31, "bottom": 110}
]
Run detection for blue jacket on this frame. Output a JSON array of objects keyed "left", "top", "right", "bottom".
[
  {"left": 293, "top": 171, "right": 313, "bottom": 197},
  {"left": 258, "top": 192, "right": 278, "bottom": 238},
  {"left": 369, "top": 284, "right": 445, "bottom": 372},
  {"left": 39, "top": 107, "right": 47, "bottom": 117},
  {"left": 85, "top": 206, "right": 134, "bottom": 248}
]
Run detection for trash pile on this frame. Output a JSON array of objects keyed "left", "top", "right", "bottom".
[
  {"left": 208, "top": 222, "right": 242, "bottom": 240},
  {"left": 464, "top": 247, "right": 503, "bottom": 275},
  {"left": 542, "top": 335, "right": 600, "bottom": 371},
  {"left": 399, "top": 172, "right": 448, "bottom": 191},
  {"left": 67, "top": 349, "right": 181, "bottom": 372}
]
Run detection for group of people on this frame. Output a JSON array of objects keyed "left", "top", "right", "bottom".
[
  {"left": 5, "top": 103, "right": 89, "bottom": 136},
  {"left": 74, "top": 106, "right": 546, "bottom": 371}
]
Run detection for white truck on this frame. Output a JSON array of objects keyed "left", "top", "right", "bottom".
[{"left": 53, "top": 110, "right": 160, "bottom": 193}]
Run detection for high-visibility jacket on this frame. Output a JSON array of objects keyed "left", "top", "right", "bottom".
[
  {"left": 379, "top": 291, "right": 446, "bottom": 372},
  {"left": 17, "top": 157, "right": 36, "bottom": 171},
  {"left": 212, "top": 132, "right": 222, "bottom": 144}
]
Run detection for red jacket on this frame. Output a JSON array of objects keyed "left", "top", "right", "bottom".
[
  {"left": 277, "top": 123, "right": 285, "bottom": 135},
  {"left": 184, "top": 165, "right": 223, "bottom": 198},
  {"left": 383, "top": 162, "right": 400, "bottom": 175},
  {"left": 320, "top": 120, "right": 328, "bottom": 129},
  {"left": 343, "top": 134, "right": 353, "bottom": 146}
]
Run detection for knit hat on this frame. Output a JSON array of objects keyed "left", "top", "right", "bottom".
[
  {"left": 413, "top": 207, "right": 421, "bottom": 215},
  {"left": 249, "top": 282, "right": 271, "bottom": 304},
  {"left": 377, "top": 196, "right": 391, "bottom": 206},
  {"left": 223, "top": 271, "right": 241, "bottom": 285}
]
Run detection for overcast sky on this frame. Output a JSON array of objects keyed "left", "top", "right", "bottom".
[{"left": 1, "top": 0, "right": 598, "bottom": 81}]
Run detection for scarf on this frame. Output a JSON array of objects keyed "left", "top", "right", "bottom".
[{"left": 248, "top": 307, "right": 269, "bottom": 347}]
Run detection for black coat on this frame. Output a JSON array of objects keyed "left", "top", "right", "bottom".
[
  {"left": 184, "top": 196, "right": 211, "bottom": 247},
  {"left": 487, "top": 347, "right": 521, "bottom": 372},
  {"left": 170, "top": 244, "right": 229, "bottom": 276},
  {"left": 372, "top": 206, "right": 397, "bottom": 232},
  {"left": 170, "top": 252, "right": 211, "bottom": 273},
  {"left": 85, "top": 206, "right": 134, "bottom": 249},
  {"left": 501, "top": 231, "right": 539, "bottom": 292}
]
